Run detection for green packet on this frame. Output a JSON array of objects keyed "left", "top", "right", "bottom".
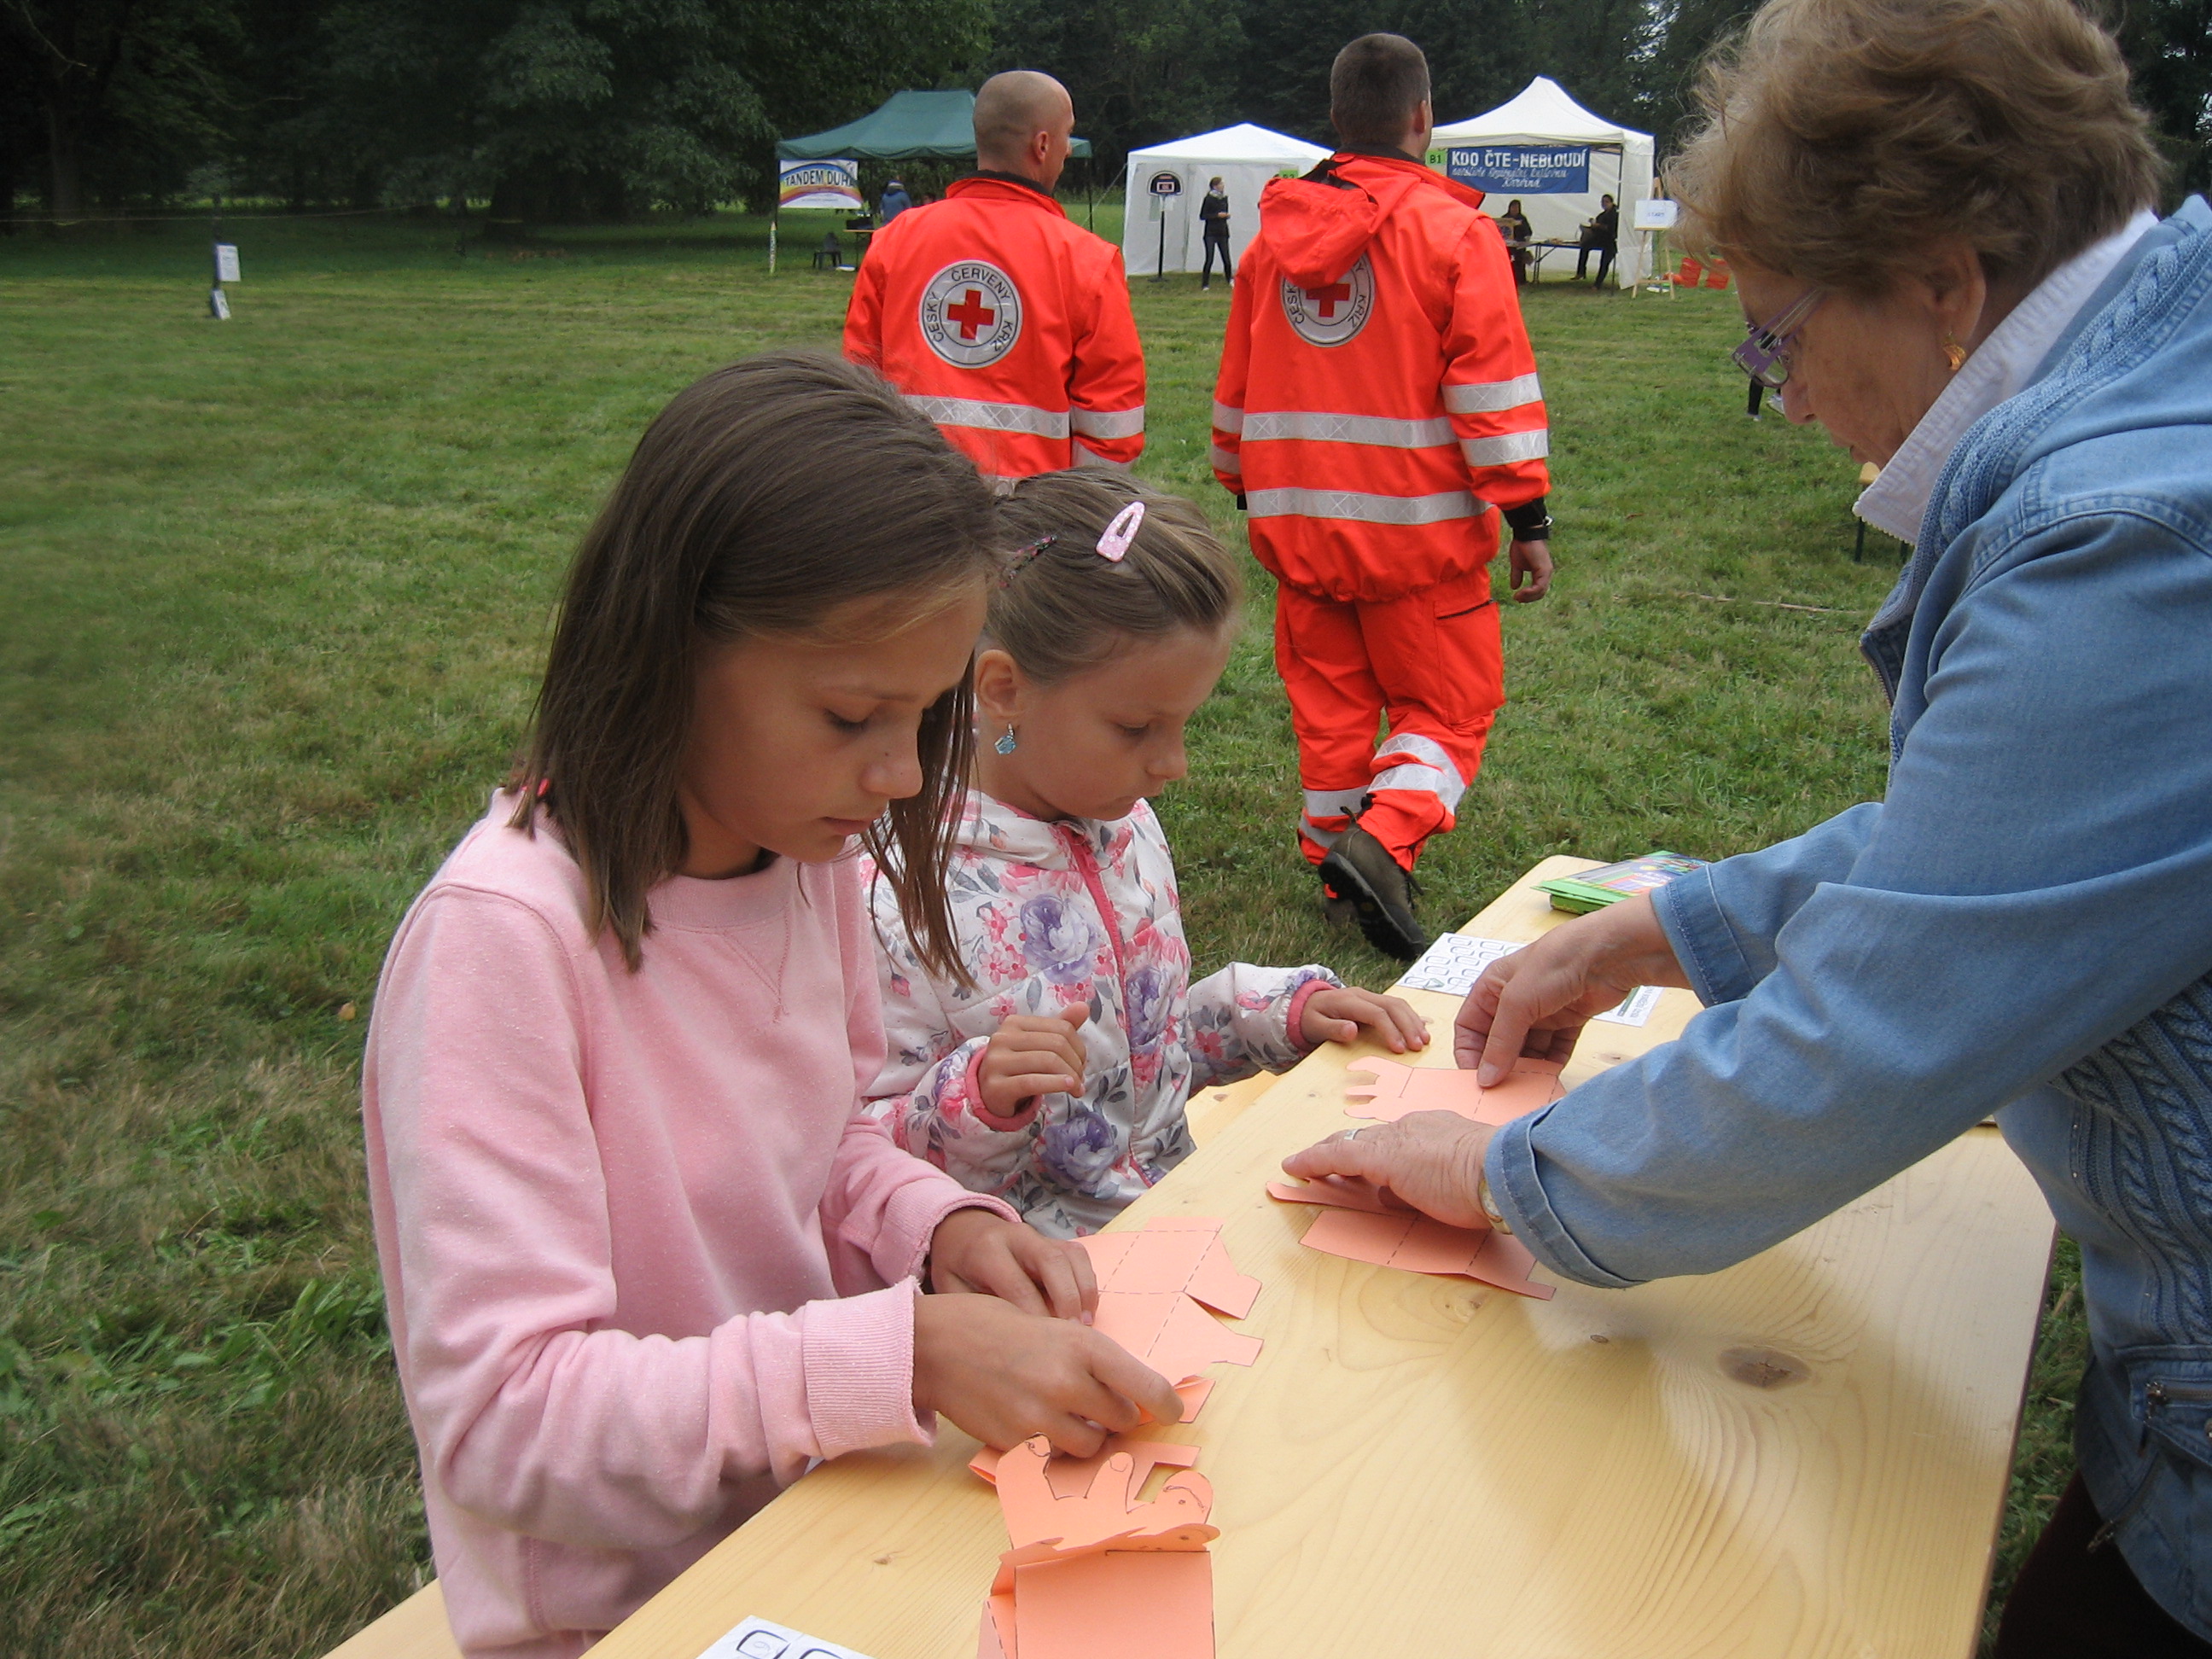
[{"left": 1536, "top": 851, "right": 1708, "bottom": 913}]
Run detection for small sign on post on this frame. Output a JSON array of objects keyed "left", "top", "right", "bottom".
[
  {"left": 1147, "top": 170, "right": 1182, "bottom": 282},
  {"left": 210, "top": 240, "right": 240, "bottom": 319}
]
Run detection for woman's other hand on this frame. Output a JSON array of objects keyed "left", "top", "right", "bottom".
[
  {"left": 1455, "top": 894, "right": 1691, "bottom": 1083},
  {"left": 928, "top": 1207, "right": 1096, "bottom": 1320},
  {"left": 978, "top": 1005, "right": 1088, "bottom": 1118},
  {"left": 1280, "top": 1115, "right": 1493, "bottom": 1230},
  {"left": 913, "top": 1293, "right": 1185, "bottom": 1457},
  {"left": 1299, "top": 987, "right": 1431, "bottom": 1054}
]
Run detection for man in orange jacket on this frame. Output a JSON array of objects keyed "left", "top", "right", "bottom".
[
  {"left": 845, "top": 72, "right": 1144, "bottom": 483},
  {"left": 1214, "top": 33, "right": 1555, "bottom": 959}
]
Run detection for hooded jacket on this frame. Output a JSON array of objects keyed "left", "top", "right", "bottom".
[
  {"left": 845, "top": 175, "right": 1145, "bottom": 481},
  {"left": 1212, "top": 151, "right": 1549, "bottom": 602}
]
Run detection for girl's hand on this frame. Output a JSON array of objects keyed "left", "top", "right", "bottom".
[
  {"left": 1281, "top": 1115, "right": 1493, "bottom": 1231},
  {"left": 979, "top": 1005, "right": 1088, "bottom": 1119},
  {"left": 913, "top": 1293, "right": 1185, "bottom": 1458},
  {"left": 928, "top": 1208, "right": 1097, "bottom": 1321},
  {"left": 1454, "top": 894, "right": 1692, "bottom": 1083},
  {"left": 1298, "top": 987, "right": 1430, "bottom": 1054}
]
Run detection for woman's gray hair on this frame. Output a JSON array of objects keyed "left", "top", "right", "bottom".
[{"left": 1671, "top": 0, "right": 2163, "bottom": 295}]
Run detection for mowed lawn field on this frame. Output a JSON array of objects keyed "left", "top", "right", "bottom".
[{"left": 0, "top": 211, "right": 2082, "bottom": 1657}]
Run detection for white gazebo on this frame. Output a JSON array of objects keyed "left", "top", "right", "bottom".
[
  {"left": 1429, "top": 78, "right": 1656, "bottom": 284},
  {"left": 1120, "top": 124, "right": 1330, "bottom": 277}
]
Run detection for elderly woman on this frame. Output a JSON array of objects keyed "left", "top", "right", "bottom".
[{"left": 1287, "top": 0, "right": 2210, "bottom": 1653}]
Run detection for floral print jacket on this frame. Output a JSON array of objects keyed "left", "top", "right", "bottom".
[{"left": 861, "top": 793, "right": 1337, "bottom": 1237}]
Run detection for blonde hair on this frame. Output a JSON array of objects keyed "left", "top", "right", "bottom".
[
  {"left": 989, "top": 474, "right": 1240, "bottom": 685},
  {"left": 1671, "top": 0, "right": 2162, "bottom": 295}
]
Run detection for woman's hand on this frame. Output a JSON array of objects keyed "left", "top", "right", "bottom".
[
  {"left": 928, "top": 1207, "right": 1096, "bottom": 1321},
  {"left": 1455, "top": 894, "right": 1691, "bottom": 1083},
  {"left": 1280, "top": 1115, "right": 1494, "bottom": 1231},
  {"left": 1298, "top": 987, "right": 1430, "bottom": 1054},
  {"left": 979, "top": 1006, "right": 1088, "bottom": 1119},
  {"left": 913, "top": 1293, "right": 1185, "bottom": 1457}
]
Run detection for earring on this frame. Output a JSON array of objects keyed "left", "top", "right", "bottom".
[
  {"left": 1942, "top": 334, "right": 1966, "bottom": 373},
  {"left": 994, "top": 725, "right": 1018, "bottom": 755}
]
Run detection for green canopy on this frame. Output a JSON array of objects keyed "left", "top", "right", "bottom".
[{"left": 775, "top": 90, "right": 1091, "bottom": 162}]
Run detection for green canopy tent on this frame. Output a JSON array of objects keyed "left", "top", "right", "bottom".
[{"left": 771, "top": 90, "right": 1091, "bottom": 270}]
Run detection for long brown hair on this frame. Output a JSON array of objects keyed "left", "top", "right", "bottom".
[{"left": 510, "top": 350, "right": 996, "bottom": 973}]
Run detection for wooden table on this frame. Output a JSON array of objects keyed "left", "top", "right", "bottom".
[{"left": 597, "top": 857, "right": 2057, "bottom": 1659}]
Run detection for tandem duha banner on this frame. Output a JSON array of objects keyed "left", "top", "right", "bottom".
[{"left": 778, "top": 159, "right": 862, "bottom": 212}]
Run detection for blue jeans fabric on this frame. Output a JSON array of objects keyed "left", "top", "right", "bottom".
[{"left": 1487, "top": 198, "right": 2212, "bottom": 1635}]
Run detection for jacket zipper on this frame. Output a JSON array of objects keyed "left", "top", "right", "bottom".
[
  {"left": 2091, "top": 1378, "right": 2212, "bottom": 1550},
  {"left": 1064, "top": 829, "right": 1132, "bottom": 1028}
]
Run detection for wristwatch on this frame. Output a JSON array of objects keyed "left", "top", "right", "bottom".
[
  {"left": 1504, "top": 496, "right": 1553, "bottom": 542},
  {"left": 1478, "top": 1172, "right": 1512, "bottom": 1235}
]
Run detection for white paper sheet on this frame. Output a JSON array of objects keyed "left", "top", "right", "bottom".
[{"left": 696, "top": 1616, "right": 878, "bottom": 1659}]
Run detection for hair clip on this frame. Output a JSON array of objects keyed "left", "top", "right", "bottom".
[
  {"left": 1000, "top": 533, "right": 1057, "bottom": 584},
  {"left": 1096, "top": 502, "right": 1144, "bottom": 562}
]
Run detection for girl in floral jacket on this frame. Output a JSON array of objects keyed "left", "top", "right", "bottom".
[{"left": 863, "top": 474, "right": 1429, "bottom": 1237}]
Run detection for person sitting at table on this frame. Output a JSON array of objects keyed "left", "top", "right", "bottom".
[
  {"left": 1574, "top": 193, "right": 1618, "bottom": 285},
  {"left": 1285, "top": 0, "right": 2212, "bottom": 1653},
  {"left": 1495, "top": 198, "right": 1533, "bottom": 285}
]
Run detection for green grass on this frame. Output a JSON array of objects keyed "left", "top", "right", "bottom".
[{"left": 0, "top": 210, "right": 2081, "bottom": 1656}]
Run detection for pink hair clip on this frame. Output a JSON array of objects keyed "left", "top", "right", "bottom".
[{"left": 1096, "top": 501, "right": 1144, "bottom": 562}]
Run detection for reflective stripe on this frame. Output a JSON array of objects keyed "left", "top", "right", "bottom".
[
  {"left": 1243, "top": 410, "right": 1456, "bottom": 449},
  {"left": 1374, "top": 733, "right": 1467, "bottom": 811},
  {"left": 1211, "top": 400, "right": 1245, "bottom": 434},
  {"left": 1210, "top": 444, "right": 1243, "bottom": 474},
  {"left": 1072, "top": 442, "right": 1134, "bottom": 471},
  {"left": 1302, "top": 788, "right": 1367, "bottom": 822},
  {"left": 1069, "top": 405, "right": 1144, "bottom": 439},
  {"left": 904, "top": 393, "right": 1068, "bottom": 439},
  {"left": 1245, "top": 487, "right": 1478, "bottom": 526},
  {"left": 1460, "top": 429, "right": 1550, "bottom": 466},
  {"left": 1301, "top": 822, "right": 1345, "bottom": 851},
  {"left": 1444, "top": 374, "right": 1544, "bottom": 415}
]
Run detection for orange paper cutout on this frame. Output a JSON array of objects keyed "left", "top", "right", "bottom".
[
  {"left": 1343, "top": 1056, "right": 1565, "bottom": 1128},
  {"left": 981, "top": 1436, "right": 1218, "bottom": 1659},
  {"left": 1264, "top": 1174, "right": 1400, "bottom": 1214},
  {"left": 971, "top": 1435, "right": 1201, "bottom": 1498},
  {"left": 1075, "top": 1219, "right": 1261, "bottom": 1396},
  {"left": 1296, "top": 1207, "right": 1555, "bottom": 1301}
]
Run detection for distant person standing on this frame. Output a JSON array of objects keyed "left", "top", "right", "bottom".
[
  {"left": 1212, "top": 32, "right": 1555, "bottom": 959},
  {"left": 880, "top": 178, "right": 911, "bottom": 223},
  {"left": 1496, "top": 199, "right": 1533, "bottom": 285},
  {"left": 1575, "top": 193, "right": 1619, "bottom": 284},
  {"left": 1199, "top": 177, "right": 1234, "bottom": 290},
  {"left": 844, "top": 72, "right": 1145, "bottom": 483}
]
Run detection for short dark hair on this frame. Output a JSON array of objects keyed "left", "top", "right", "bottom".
[
  {"left": 1330, "top": 34, "right": 1431, "bottom": 147},
  {"left": 511, "top": 351, "right": 996, "bottom": 974}
]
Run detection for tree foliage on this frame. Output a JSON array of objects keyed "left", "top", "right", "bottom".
[{"left": 4, "top": 0, "right": 2204, "bottom": 221}]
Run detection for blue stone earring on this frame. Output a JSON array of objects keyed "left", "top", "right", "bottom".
[{"left": 994, "top": 725, "right": 1018, "bottom": 755}]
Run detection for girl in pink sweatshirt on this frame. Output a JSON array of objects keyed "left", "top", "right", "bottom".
[
  {"left": 362, "top": 354, "right": 1180, "bottom": 1659},
  {"left": 863, "top": 474, "right": 1430, "bottom": 1237}
]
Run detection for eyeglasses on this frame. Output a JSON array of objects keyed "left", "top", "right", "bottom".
[{"left": 1732, "top": 286, "right": 1826, "bottom": 389}]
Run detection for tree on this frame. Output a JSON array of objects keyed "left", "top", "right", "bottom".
[{"left": 991, "top": 0, "right": 1244, "bottom": 174}]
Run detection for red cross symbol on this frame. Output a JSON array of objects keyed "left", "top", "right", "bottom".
[
  {"left": 1304, "top": 282, "right": 1352, "bottom": 319},
  {"left": 946, "top": 288, "right": 996, "bottom": 339}
]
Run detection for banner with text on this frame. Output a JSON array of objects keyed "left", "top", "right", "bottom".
[
  {"left": 1441, "top": 145, "right": 1591, "bottom": 195},
  {"left": 778, "top": 159, "right": 862, "bottom": 212}
]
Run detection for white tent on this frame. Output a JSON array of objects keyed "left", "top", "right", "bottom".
[
  {"left": 1429, "top": 78, "right": 1656, "bottom": 285},
  {"left": 1121, "top": 124, "right": 1330, "bottom": 277}
]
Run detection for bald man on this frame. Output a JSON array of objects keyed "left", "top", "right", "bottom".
[{"left": 845, "top": 71, "right": 1145, "bottom": 482}]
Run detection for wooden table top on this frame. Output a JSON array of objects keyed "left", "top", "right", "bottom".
[{"left": 595, "top": 857, "right": 2057, "bottom": 1659}]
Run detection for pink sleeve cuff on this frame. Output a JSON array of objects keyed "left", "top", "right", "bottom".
[
  {"left": 801, "top": 1280, "right": 934, "bottom": 1461},
  {"left": 969, "top": 1039, "right": 1044, "bottom": 1132},
  {"left": 1286, "top": 976, "right": 1333, "bottom": 1053}
]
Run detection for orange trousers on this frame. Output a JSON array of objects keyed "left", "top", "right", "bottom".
[{"left": 1273, "top": 569, "right": 1505, "bottom": 870}]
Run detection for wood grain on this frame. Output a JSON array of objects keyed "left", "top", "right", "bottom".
[{"left": 593, "top": 857, "right": 2056, "bottom": 1659}]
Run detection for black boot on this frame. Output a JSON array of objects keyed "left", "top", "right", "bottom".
[{"left": 1318, "top": 822, "right": 1430, "bottom": 961}]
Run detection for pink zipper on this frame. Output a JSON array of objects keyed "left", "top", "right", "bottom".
[{"left": 1063, "top": 828, "right": 1132, "bottom": 1017}]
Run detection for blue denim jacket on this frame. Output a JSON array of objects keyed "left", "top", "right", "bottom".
[{"left": 1488, "top": 198, "right": 2212, "bottom": 1634}]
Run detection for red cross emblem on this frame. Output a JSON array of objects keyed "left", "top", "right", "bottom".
[
  {"left": 945, "top": 288, "right": 997, "bottom": 340},
  {"left": 1304, "top": 282, "right": 1352, "bottom": 319}
]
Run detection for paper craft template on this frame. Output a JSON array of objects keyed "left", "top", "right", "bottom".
[
  {"left": 1397, "top": 934, "right": 1524, "bottom": 996},
  {"left": 694, "top": 1615, "right": 878, "bottom": 1659},
  {"left": 1267, "top": 1175, "right": 1555, "bottom": 1300},
  {"left": 1343, "top": 1056, "right": 1566, "bottom": 1129},
  {"left": 971, "top": 1435, "right": 1201, "bottom": 1499},
  {"left": 1074, "top": 1218, "right": 1261, "bottom": 1398},
  {"left": 979, "top": 1436, "right": 1218, "bottom": 1659},
  {"left": 1591, "top": 984, "right": 1662, "bottom": 1027}
]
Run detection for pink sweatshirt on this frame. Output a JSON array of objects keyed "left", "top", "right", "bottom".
[{"left": 362, "top": 794, "right": 1014, "bottom": 1658}]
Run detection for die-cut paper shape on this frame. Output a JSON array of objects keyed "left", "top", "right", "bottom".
[
  {"left": 1297, "top": 1207, "right": 1555, "bottom": 1301},
  {"left": 1075, "top": 1219, "right": 1262, "bottom": 1395},
  {"left": 1343, "top": 1056, "right": 1565, "bottom": 1128}
]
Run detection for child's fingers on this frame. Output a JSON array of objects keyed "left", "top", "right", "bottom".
[
  {"left": 1085, "top": 1340, "right": 1186, "bottom": 1428},
  {"left": 1026, "top": 1240, "right": 1091, "bottom": 1322}
]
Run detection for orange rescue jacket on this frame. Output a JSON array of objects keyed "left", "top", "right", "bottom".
[
  {"left": 845, "top": 175, "right": 1145, "bottom": 481},
  {"left": 1213, "top": 152, "right": 1549, "bottom": 602}
]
